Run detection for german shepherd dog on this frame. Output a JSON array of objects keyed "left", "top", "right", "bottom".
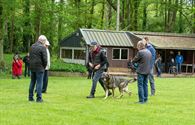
[{"left": 101, "top": 72, "right": 137, "bottom": 99}]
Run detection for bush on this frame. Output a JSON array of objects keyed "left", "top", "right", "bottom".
[
  {"left": 3, "top": 54, "right": 87, "bottom": 74},
  {"left": 50, "top": 59, "right": 87, "bottom": 73}
]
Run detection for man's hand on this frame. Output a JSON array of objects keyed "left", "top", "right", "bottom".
[
  {"left": 94, "top": 64, "right": 100, "bottom": 70},
  {"left": 89, "top": 62, "right": 94, "bottom": 68}
]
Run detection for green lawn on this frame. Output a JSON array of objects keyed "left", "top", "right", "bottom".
[{"left": 0, "top": 77, "right": 194, "bottom": 125}]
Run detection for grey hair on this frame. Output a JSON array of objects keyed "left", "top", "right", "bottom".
[{"left": 137, "top": 39, "right": 146, "bottom": 50}]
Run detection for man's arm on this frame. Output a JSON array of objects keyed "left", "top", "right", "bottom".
[{"left": 132, "top": 51, "right": 141, "bottom": 64}]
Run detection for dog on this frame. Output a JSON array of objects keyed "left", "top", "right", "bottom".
[{"left": 101, "top": 72, "right": 137, "bottom": 99}]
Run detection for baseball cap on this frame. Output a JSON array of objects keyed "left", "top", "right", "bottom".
[
  {"left": 38, "top": 35, "right": 48, "bottom": 44},
  {"left": 45, "top": 40, "right": 50, "bottom": 46},
  {"left": 90, "top": 41, "right": 97, "bottom": 46}
]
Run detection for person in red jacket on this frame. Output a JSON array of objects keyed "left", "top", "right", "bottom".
[{"left": 12, "top": 54, "right": 22, "bottom": 79}]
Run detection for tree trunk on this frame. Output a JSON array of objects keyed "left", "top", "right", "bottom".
[
  {"left": 48, "top": 0, "right": 55, "bottom": 55},
  {"left": 107, "top": 0, "right": 124, "bottom": 27},
  {"left": 164, "top": 0, "right": 167, "bottom": 32},
  {"left": 10, "top": 8, "right": 14, "bottom": 53},
  {"left": 178, "top": 0, "right": 183, "bottom": 33},
  {"left": 57, "top": 0, "right": 64, "bottom": 58},
  {"left": 121, "top": 0, "right": 125, "bottom": 29},
  {"left": 192, "top": 0, "right": 195, "bottom": 33},
  {"left": 34, "top": 3, "right": 41, "bottom": 42},
  {"left": 107, "top": 0, "right": 112, "bottom": 28},
  {"left": 165, "top": 0, "right": 179, "bottom": 32},
  {"left": 100, "top": 0, "right": 105, "bottom": 28},
  {"left": 0, "top": 1, "right": 3, "bottom": 61},
  {"left": 88, "top": 0, "right": 95, "bottom": 28},
  {"left": 142, "top": 1, "right": 147, "bottom": 31},
  {"left": 126, "top": 0, "right": 131, "bottom": 30},
  {"left": 23, "top": 0, "right": 31, "bottom": 52},
  {"left": 133, "top": 0, "right": 140, "bottom": 31},
  {"left": 116, "top": 0, "right": 120, "bottom": 31}
]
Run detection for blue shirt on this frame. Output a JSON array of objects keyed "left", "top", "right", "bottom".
[
  {"left": 175, "top": 55, "right": 183, "bottom": 64},
  {"left": 146, "top": 43, "right": 156, "bottom": 68}
]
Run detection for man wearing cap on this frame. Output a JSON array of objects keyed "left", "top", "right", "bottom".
[
  {"left": 42, "top": 40, "right": 51, "bottom": 93},
  {"left": 86, "top": 41, "right": 110, "bottom": 98},
  {"left": 28, "top": 35, "right": 48, "bottom": 102},
  {"left": 144, "top": 37, "right": 156, "bottom": 96}
]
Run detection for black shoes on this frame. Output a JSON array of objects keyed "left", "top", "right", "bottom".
[
  {"left": 29, "top": 98, "right": 43, "bottom": 102},
  {"left": 36, "top": 99, "right": 43, "bottom": 103},
  {"left": 108, "top": 92, "right": 112, "bottom": 96},
  {"left": 86, "top": 95, "right": 95, "bottom": 98},
  {"left": 29, "top": 98, "right": 34, "bottom": 102}
]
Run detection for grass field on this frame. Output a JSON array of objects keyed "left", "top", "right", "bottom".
[{"left": 0, "top": 76, "right": 194, "bottom": 125}]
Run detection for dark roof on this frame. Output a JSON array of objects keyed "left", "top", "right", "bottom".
[{"left": 133, "top": 32, "right": 195, "bottom": 50}]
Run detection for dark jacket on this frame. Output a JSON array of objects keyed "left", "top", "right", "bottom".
[
  {"left": 29, "top": 41, "right": 47, "bottom": 72},
  {"left": 132, "top": 48, "right": 152, "bottom": 75},
  {"left": 88, "top": 47, "right": 108, "bottom": 71},
  {"left": 23, "top": 56, "right": 30, "bottom": 65}
]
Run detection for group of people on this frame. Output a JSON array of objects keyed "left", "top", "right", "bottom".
[
  {"left": 86, "top": 37, "right": 156, "bottom": 104},
  {"left": 25, "top": 35, "right": 51, "bottom": 102},
  {"left": 131, "top": 37, "right": 156, "bottom": 104},
  {"left": 168, "top": 51, "right": 183, "bottom": 74}
]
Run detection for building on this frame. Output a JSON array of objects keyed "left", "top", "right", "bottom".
[
  {"left": 134, "top": 32, "right": 195, "bottom": 73},
  {"left": 60, "top": 28, "right": 140, "bottom": 71},
  {"left": 60, "top": 29, "right": 195, "bottom": 73}
]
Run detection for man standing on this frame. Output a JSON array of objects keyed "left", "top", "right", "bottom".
[
  {"left": 132, "top": 39, "right": 152, "bottom": 104},
  {"left": 144, "top": 37, "right": 156, "bottom": 96},
  {"left": 28, "top": 35, "right": 47, "bottom": 102},
  {"left": 42, "top": 40, "right": 51, "bottom": 93},
  {"left": 86, "top": 41, "right": 110, "bottom": 98},
  {"left": 175, "top": 51, "right": 183, "bottom": 74},
  {"left": 23, "top": 53, "right": 30, "bottom": 77}
]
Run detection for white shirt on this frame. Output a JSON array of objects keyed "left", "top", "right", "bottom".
[{"left": 45, "top": 48, "right": 50, "bottom": 70}]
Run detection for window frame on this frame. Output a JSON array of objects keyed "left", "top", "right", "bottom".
[{"left": 112, "top": 48, "right": 129, "bottom": 60}]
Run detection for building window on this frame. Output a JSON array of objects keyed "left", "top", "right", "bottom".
[
  {"left": 61, "top": 49, "right": 72, "bottom": 59},
  {"left": 112, "top": 48, "right": 128, "bottom": 60},
  {"left": 121, "top": 49, "right": 128, "bottom": 59},
  {"left": 113, "top": 49, "right": 120, "bottom": 59},
  {"left": 74, "top": 50, "right": 85, "bottom": 60},
  {"left": 61, "top": 48, "right": 86, "bottom": 60}
]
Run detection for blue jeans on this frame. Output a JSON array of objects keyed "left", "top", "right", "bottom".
[
  {"left": 89, "top": 69, "right": 105, "bottom": 96},
  {"left": 29, "top": 71, "right": 44, "bottom": 100},
  {"left": 42, "top": 70, "right": 48, "bottom": 92},
  {"left": 148, "top": 68, "right": 155, "bottom": 95},
  {"left": 137, "top": 73, "right": 148, "bottom": 102},
  {"left": 176, "top": 63, "right": 182, "bottom": 74}
]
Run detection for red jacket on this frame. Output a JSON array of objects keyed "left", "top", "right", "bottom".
[{"left": 12, "top": 59, "right": 23, "bottom": 76}]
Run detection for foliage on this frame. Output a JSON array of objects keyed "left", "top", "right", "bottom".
[
  {"left": 0, "top": 77, "right": 194, "bottom": 125},
  {"left": 2, "top": 54, "right": 87, "bottom": 74},
  {"left": 0, "top": 0, "right": 194, "bottom": 56},
  {"left": 50, "top": 58, "right": 87, "bottom": 73}
]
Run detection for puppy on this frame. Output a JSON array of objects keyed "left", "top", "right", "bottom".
[{"left": 101, "top": 72, "right": 137, "bottom": 99}]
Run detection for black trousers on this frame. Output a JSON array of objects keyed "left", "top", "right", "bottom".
[
  {"left": 24, "top": 64, "right": 30, "bottom": 77},
  {"left": 42, "top": 70, "right": 48, "bottom": 93}
]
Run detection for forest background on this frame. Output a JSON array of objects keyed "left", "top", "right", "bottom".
[{"left": 0, "top": 0, "right": 194, "bottom": 63}]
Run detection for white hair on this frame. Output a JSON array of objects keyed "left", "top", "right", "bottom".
[{"left": 38, "top": 35, "right": 48, "bottom": 44}]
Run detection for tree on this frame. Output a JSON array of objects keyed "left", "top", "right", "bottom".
[
  {"left": 0, "top": 0, "right": 3, "bottom": 61},
  {"left": 192, "top": 0, "right": 195, "bottom": 33},
  {"left": 23, "top": 0, "right": 31, "bottom": 52}
]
